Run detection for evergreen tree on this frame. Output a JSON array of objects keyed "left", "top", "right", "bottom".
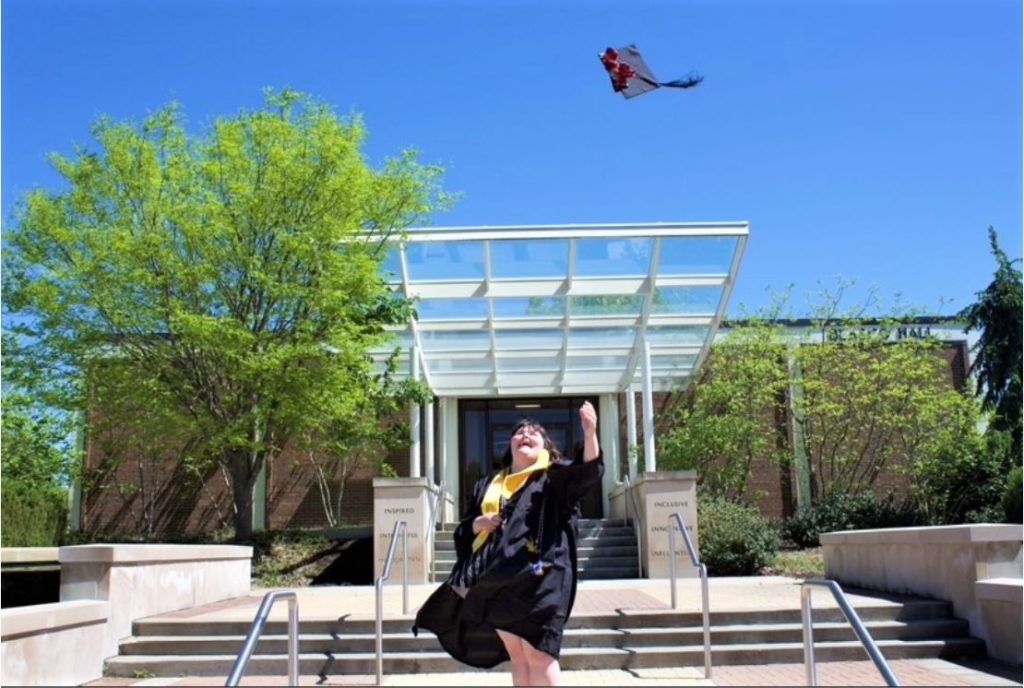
[{"left": 959, "top": 227, "right": 1023, "bottom": 460}]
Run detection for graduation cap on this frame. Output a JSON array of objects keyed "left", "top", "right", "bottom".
[{"left": 599, "top": 44, "right": 703, "bottom": 99}]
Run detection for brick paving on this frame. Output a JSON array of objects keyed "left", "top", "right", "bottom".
[
  {"left": 710, "top": 658, "right": 1022, "bottom": 686},
  {"left": 571, "top": 587, "right": 666, "bottom": 613},
  {"left": 83, "top": 659, "right": 1023, "bottom": 686}
]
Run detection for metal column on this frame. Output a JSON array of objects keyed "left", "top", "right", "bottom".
[
  {"left": 641, "top": 338, "right": 656, "bottom": 472},
  {"left": 626, "top": 385, "right": 638, "bottom": 479},
  {"left": 409, "top": 346, "right": 421, "bottom": 478},
  {"left": 424, "top": 396, "right": 435, "bottom": 484}
]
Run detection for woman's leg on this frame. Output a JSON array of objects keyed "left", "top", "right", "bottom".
[
  {"left": 496, "top": 629, "right": 530, "bottom": 686},
  {"left": 522, "top": 641, "right": 561, "bottom": 686}
]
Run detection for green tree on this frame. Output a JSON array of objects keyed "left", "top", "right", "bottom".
[
  {"left": 0, "top": 329, "right": 77, "bottom": 488},
  {"left": 658, "top": 317, "right": 791, "bottom": 499},
  {"left": 797, "top": 323, "right": 978, "bottom": 500},
  {"left": 1, "top": 330, "right": 75, "bottom": 545},
  {"left": 3, "top": 89, "right": 448, "bottom": 540},
  {"left": 658, "top": 281, "right": 984, "bottom": 513},
  {"left": 958, "top": 227, "right": 1022, "bottom": 460}
]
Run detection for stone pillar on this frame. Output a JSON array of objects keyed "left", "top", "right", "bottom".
[
  {"left": 633, "top": 471, "right": 699, "bottom": 578},
  {"left": 608, "top": 483, "right": 628, "bottom": 520},
  {"left": 372, "top": 477, "right": 433, "bottom": 584},
  {"left": 441, "top": 397, "right": 460, "bottom": 523}
]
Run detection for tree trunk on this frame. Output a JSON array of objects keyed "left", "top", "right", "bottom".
[
  {"left": 774, "top": 383, "right": 795, "bottom": 518},
  {"left": 227, "top": 452, "right": 256, "bottom": 542}
]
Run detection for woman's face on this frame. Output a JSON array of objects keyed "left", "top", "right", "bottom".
[{"left": 510, "top": 423, "right": 546, "bottom": 462}]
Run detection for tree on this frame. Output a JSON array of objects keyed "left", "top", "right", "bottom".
[
  {"left": 657, "top": 317, "right": 791, "bottom": 500},
  {"left": 958, "top": 227, "right": 1023, "bottom": 460},
  {"left": 796, "top": 321, "right": 977, "bottom": 500},
  {"left": 0, "top": 330, "right": 76, "bottom": 545},
  {"left": 3, "top": 89, "right": 447, "bottom": 540},
  {"left": 1, "top": 328, "right": 78, "bottom": 488},
  {"left": 657, "top": 281, "right": 983, "bottom": 513}
]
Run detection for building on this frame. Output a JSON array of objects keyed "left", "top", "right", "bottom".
[
  {"left": 71, "top": 221, "right": 974, "bottom": 537},
  {"left": 73, "top": 221, "right": 747, "bottom": 536}
]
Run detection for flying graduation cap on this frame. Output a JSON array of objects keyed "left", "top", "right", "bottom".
[{"left": 599, "top": 44, "right": 703, "bottom": 99}]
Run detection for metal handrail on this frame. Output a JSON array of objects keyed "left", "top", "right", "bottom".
[
  {"left": 225, "top": 590, "right": 298, "bottom": 687},
  {"left": 426, "top": 480, "right": 446, "bottom": 561},
  {"left": 374, "top": 520, "right": 408, "bottom": 686},
  {"left": 801, "top": 578, "right": 899, "bottom": 687},
  {"left": 668, "top": 512, "right": 712, "bottom": 679},
  {"left": 622, "top": 475, "right": 644, "bottom": 578}
]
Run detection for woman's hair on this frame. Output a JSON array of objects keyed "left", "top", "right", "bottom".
[{"left": 498, "top": 418, "right": 563, "bottom": 469}]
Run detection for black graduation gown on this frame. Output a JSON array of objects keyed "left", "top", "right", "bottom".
[{"left": 413, "top": 451, "right": 604, "bottom": 668}]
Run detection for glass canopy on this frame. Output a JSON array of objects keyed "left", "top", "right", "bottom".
[{"left": 371, "top": 222, "right": 748, "bottom": 397}]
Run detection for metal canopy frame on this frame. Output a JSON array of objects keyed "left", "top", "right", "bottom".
[{"left": 372, "top": 222, "right": 748, "bottom": 397}]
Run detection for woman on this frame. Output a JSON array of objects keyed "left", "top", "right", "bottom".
[{"left": 413, "top": 402, "right": 603, "bottom": 686}]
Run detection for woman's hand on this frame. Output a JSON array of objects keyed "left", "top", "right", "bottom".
[
  {"left": 579, "top": 401, "right": 600, "bottom": 461},
  {"left": 472, "top": 513, "right": 503, "bottom": 535}
]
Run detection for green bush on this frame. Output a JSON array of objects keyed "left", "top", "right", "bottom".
[
  {"left": 697, "top": 496, "right": 779, "bottom": 576},
  {"left": 1, "top": 480, "right": 68, "bottom": 546},
  {"left": 1004, "top": 466, "right": 1023, "bottom": 524},
  {"left": 910, "top": 428, "right": 1013, "bottom": 525},
  {"left": 780, "top": 491, "right": 923, "bottom": 548}
]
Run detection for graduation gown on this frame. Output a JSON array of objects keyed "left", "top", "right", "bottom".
[{"left": 413, "top": 450, "right": 604, "bottom": 668}]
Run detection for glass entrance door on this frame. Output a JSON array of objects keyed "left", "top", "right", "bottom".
[{"left": 458, "top": 397, "right": 602, "bottom": 518}]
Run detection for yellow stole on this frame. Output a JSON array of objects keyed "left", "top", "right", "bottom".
[{"left": 471, "top": 449, "right": 550, "bottom": 553}]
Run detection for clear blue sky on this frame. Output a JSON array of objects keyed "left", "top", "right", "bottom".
[{"left": 3, "top": 0, "right": 1021, "bottom": 318}]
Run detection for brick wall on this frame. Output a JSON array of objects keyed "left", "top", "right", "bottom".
[
  {"left": 80, "top": 409, "right": 236, "bottom": 537},
  {"left": 264, "top": 443, "right": 408, "bottom": 529}
]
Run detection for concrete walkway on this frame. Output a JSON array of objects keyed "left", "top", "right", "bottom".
[{"left": 83, "top": 576, "right": 1023, "bottom": 687}]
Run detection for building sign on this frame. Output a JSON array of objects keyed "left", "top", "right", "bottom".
[
  {"left": 825, "top": 324, "right": 935, "bottom": 343},
  {"left": 372, "top": 478, "right": 431, "bottom": 584},
  {"left": 635, "top": 473, "right": 699, "bottom": 579}
]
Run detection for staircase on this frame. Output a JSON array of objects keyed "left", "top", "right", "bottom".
[
  {"left": 104, "top": 592, "right": 985, "bottom": 678},
  {"left": 431, "top": 518, "right": 641, "bottom": 582}
]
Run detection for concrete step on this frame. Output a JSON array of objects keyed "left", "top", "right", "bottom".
[
  {"left": 431, "top": 551, "right": 639, "bottom": 568},
  {"left": 579, "top": 519, "right": 632, "bottom": 528},
  {"left": 578, "top": 545, "right": 639, "bottom": 557},
  {"left": 118, "top": 618, "right": 972, "bottom": 656},
  {"left": 104, "top": 637, "right": 986, "bottom": 677},
  {"left": 578, "top": 526, "right": 637, "bottom": 538},
  {"left": 424, "top": 567, "right": 684, "bottom": 580},
  {"left": 131, "top": 599, "right": 958, "bottom": 637},
  {"left": 434, "top": 519, "right": 632, "bottom": 531},
  {"left": 433, "top": 535, "right": 639, "bottom": 553},
  {"left": 578, "top": 565, "right": 642, "bottom": 579},
  {"left": 431, "top": 517, "right": 642, "bottom": 583},
  {"left": 112, "top": 590, "right": 980, "bottom": 680}
]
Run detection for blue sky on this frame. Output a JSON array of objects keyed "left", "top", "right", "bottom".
[{"left": 3, "top": 0, "right": 1021, "bottom": 318}]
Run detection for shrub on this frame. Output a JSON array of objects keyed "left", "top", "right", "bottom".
[
  {"left": 697, "top": 496, "right": 779, "bottom": 576},
  {"left": 910, "top": 427, "right": 1013, "bottom": 525},
  {"left": 1, "top": 480, "right": 68, "bottom": 546},
  {"left": 780, "top": 491, "right": 923, "bottom": 548}
]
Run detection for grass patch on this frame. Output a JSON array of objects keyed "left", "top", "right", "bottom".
[{"left": 762, "top": 547, "right": 824, "bottom": 578}]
